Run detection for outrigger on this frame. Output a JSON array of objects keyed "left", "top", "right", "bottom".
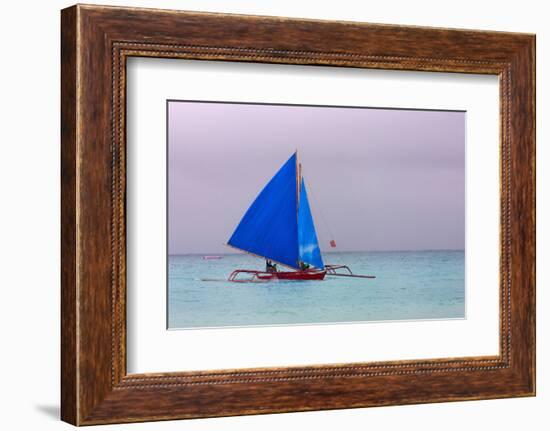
[{"left": 226, "top": 151, "right": 375, "bottom": 283}]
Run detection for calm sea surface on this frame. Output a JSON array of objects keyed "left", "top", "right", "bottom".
[{"left": 168, "top": 250, "right": 465, "bottom": 329}]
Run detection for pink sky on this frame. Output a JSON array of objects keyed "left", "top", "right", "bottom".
[{"left": 168, "top": 101, "right": 465, "bottom": 254}]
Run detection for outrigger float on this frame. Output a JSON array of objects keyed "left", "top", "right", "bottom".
[{"left": 226, "top": 151, "right": 375, "bottom": 283}]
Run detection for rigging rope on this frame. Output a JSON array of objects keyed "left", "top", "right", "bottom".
[{"left": 307, "top": 180, "right": 337, "bottom": 248}]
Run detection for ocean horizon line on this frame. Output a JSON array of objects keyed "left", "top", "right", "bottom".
[{"left": 169, "top": 248, "right": 465, "bottom": 257}]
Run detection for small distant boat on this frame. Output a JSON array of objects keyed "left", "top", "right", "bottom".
[
  {"left": 203, "top": 255, "right": 222, "bottom": 260},
  {"left": 226, "top": 151, "right": 375, "bottom": 283}
]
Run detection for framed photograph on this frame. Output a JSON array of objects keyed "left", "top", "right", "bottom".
[{"left": 61, "top": 4, "right": 535, "bottom": 425}]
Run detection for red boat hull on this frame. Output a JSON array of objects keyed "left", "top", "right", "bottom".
[
  {"left": 257, "top": 270, "right": 326, "bottom": 281},
  {"left": 228, "top": 269, "right": 326, "bottom": 282}
]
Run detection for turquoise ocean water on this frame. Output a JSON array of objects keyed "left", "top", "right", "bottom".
[{"left": 168, "top": 250, "right": 465, "bottom": 329}]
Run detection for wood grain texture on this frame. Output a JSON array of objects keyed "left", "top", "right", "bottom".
[
  {"left": 60, "top": 5, "right": 78, "bottom": 425},
  {"left": 60, "top": 4, "right": 536, "bottom": 425}
]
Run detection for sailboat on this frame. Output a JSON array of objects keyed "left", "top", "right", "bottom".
[{"left": 226, "top": 152, "right": 375, "bottom": 283}]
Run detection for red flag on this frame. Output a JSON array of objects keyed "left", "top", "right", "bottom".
[{"left": 329, "top": 240, "right": 337, "bottom": 248}]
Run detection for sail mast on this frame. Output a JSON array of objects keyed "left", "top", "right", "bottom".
[
  {"left": 295, "top": 149, "right": 301, "bottom": 212},
  {"left": 295, "top": 150, "right": 302, "bottom": 267}
]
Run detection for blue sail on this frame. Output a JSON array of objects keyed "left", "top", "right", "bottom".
[
  {"left": 228, "top": 153, "right": 300, "bottom": 269},
  {"left": 297, "top": 178, "right": 324, "bottom": 269}
]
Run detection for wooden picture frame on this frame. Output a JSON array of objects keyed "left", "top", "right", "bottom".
[{"left": 61, "top": 4, "right": 535, "bottom": 425}]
